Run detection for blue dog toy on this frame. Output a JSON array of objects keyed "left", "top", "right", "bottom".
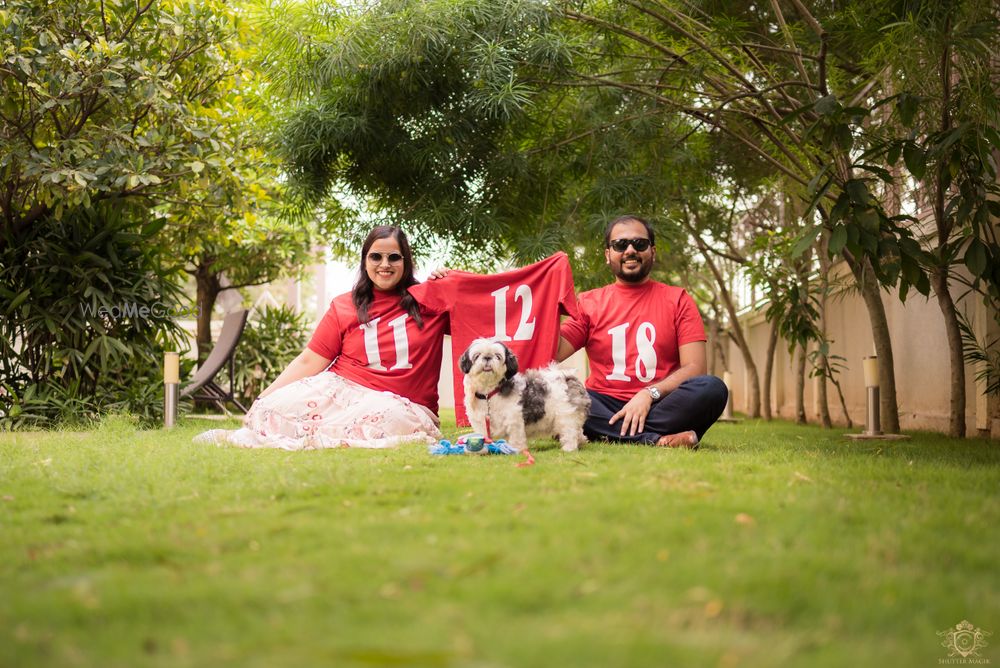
[
  {"left": 428, "top": 433, "right": 519, "bottom": 456},
  {"left": 429, "top": 440, "right": 466, "bottom": 455}
]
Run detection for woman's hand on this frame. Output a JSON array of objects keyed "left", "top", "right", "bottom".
[{"left": 428, "top": 267, "right": 450, "bottom": 280}]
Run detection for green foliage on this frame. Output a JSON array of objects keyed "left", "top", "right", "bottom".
[
  {"left": 854, "top": 77, "right": 1000, "bottom": 303},
  {"left": 747, "top": 222, "right": 828, "bottom": 363},
  {"left": 787, "top": 87, "right": 934, "bottom": 299},
  {"left": 262, "top": 0, "right": 584, "bottom": 262},
  {"left": 156, "top": 13, "right": 337, "bottom": 297},
  {"left": 233, "top": 305, "right": 311, "bottom": 406},
  {"left": 867, "top": 4, "right": 999, "bottom": 293},
  {"left": 0, "top": 0, "right": 324, "bottom": 422},
  {"left": 0, "top": 204, "right": 190, "bottom": 429},
  {"left": 258, "top": 0, "right": 1000, "bottom": 298},
  {"left": 816, "top": 179, "right": 927, "bottom": 299},
  {"left": 957, "top": 311, "right": 1000, "bottom": 396},
  {"left": 848, "top": 1, "right": 1000, "bottom": 411},
  {"left": 807, "top": 341, "right": 849, "bottom": 381},
  {"left": 0, "top": 0, "right": 242, "bottom": 243}
]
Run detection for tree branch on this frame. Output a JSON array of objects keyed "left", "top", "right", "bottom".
[
  {"left": 768, "top": 0, "right": 814, "bottom": 90},
  {"left": 564, "top": 73, "right": 809, "bottom": 186},
  {"left": 100, "top": 0, "right": 109, "bottom": 40},
  {"left": 525, "top": 109, "right": 663, "bottom": 155},
  {"left": 786, "top": 0, "right": 826, "bottom": 38},
  {"left": 118, "top": 0, "right": 156, "bottom": 42},
  {"left": 620, "top": 0, "right": 759, "bottom": 95},
  {"left": 561, "top": 8, "right": 731, "bottom": 96}
]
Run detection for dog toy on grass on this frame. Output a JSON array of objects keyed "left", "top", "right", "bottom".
[
  {"left": 428, "top": 440, "right": 467, "bottom": 455},
  {"left": 428, "top": 433, "right": 519, "bottom": 456}
]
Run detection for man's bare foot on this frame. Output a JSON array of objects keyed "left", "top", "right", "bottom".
[{"left": 655, "top": 431, "right": 699, "bottom": 450}]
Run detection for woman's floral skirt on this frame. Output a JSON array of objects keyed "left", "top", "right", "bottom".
[{"left": 193, "top": 372, "right": 441, "bottom": 450}]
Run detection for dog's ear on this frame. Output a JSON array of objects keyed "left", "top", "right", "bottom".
[
  {"left": 459, "top": 349, "right": 474, "bottom": 374},
  {"left": 503, "top": 346, "right": 519, "bottom": 379}
]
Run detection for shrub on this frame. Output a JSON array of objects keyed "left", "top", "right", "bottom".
[{"left": 0, "top": 205, "right": 189, "bottom": 429}]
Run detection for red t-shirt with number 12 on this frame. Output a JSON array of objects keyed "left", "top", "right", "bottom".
[{"left": 409, "top": 252, "right": 579, "bottom": 425}]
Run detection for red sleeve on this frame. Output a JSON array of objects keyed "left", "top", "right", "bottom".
[
  {"left": 675, "top": 290, "right": 707, "bottom": 345},
  {"left": 559, "top": 311, "right": 589, "bottom": 350},
  {"left": 307, "top": 299, "right": 344, "bottom": 360},
  {"left": 407, "top": 273, "right": 465, "bottom": 313}
]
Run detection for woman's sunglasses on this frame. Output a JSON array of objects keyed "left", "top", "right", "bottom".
[
  {"left": 367, "top": 252, "right": 404, "bottom": 264},
  {"left": 608, "top": 238, "right": 652, "bottom": 252}
]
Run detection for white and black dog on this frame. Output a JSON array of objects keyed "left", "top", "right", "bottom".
[{"left": 459, "top": 338, "right": 591, "bottom": 452}]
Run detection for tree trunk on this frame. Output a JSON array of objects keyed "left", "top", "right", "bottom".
[
  {"left": 795, "top": 343, "right": 807, "bottom": 425},
  {"left": 682, "top": 220, "right": 761, "bottom": 417},
  {"left": 816, "top": 357, "right": 832, "bottom": 428},
  {"left": 930, "top": 266, "right": 966, "bottom": 437},
  {"left": 707, "top": 316, "right": 720, "bottom": 376},
  {"left": 927, "top": 21, "right": 965, "bottom": 438},
  {"left": 194, "top": 262, "right": 221, "bottom": 365},
  {"left": 724, "top": 320, "right": 761, "bottom": 418},
  {"left": 827, "top": 358, "right": 854, "bottom": 429},
  {"left": 793, "top": 251, "right": 810, "bottom": 425},
  {"left": 740, "top": 347, "right": 761, "bottom": 417},
  {"left": 698, "top": 250, "right": 761, "bottom": 417},
  {"left": 709, "top": 304, "right": 730, "bottom": 373},
  {"left": 847, "top": 254, "right": 901, "bottom": 433},
  {"left": 762, "top": 321, "right": 779, "bottom": 421},
  {"left": 816, "top": 234, "right": 833, "bottom": 428}
]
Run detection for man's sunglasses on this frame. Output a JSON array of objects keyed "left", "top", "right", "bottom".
[
  {"left": 367, "top": 252, "right": 404, "bottom": 264},
  {"left": 608, "top": 238, "right": 652, "bottom": 253}
]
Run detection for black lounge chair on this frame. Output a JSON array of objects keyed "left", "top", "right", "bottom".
[{"left": 181, "top": 308, "right": 250, "bottom": 413}]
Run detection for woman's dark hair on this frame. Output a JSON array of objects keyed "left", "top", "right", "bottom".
[
  {"left": 352, "top": 225, "right": 423, "bottom": 328},
  {"left": 603, "top": 215, "right": 656, "bottom": 248}
]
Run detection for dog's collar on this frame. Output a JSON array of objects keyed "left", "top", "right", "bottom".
[{"left": 474, "top": 387, "right": 501, "bottom": 401}]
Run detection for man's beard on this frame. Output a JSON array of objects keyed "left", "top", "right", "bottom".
[{"left": 613, "top": 254, "right": 653, "bottom": 283}]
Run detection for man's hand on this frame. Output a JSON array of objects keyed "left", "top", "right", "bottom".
[
  {"left": 428, "top": 267, "right": 450, "bottom": 280},
  {"left": 609, "top": 390, "right": 654, "bottom": 437}
]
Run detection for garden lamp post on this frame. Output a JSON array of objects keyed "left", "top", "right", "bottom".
[
  {"left": 846, "top": 355, "right": 908, "bottom": 441},
  {"left": 862, "top": 355, "right": 881, "bottom": 436},
  {"left": 164, "top": 352, "right": 179, "bottom": 429}
]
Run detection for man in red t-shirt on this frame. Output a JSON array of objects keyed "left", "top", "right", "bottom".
[{"left": 557, "top": 216, "right": 728, "bottom": 449}]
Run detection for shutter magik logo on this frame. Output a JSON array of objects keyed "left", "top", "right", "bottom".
[{"left": 938, "top": 620, "right": 992, "bottom": 664}]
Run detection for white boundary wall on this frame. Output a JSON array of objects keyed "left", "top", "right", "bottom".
[{"left": 717, "top": 261, "right": 999, "bottom": 437}]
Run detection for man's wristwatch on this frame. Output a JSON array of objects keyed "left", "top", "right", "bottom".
[{"left": 646, "top": 386, "right": 661, "bottom": 401}]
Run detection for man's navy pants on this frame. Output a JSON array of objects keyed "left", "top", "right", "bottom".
[{"left": 584, "top": 375, "right": 729, "bottom": 444}]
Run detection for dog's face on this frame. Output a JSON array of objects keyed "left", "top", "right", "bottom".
[{"left": 459, "top": 338, "right": 518, "bottom": 392}]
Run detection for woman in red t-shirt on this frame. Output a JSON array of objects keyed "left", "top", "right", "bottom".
[{"left": 195, "top": 226, "right": 449, "bottom": 450}]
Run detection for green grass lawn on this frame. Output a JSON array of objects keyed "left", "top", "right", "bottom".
[{"left": 1, "top": 413, "right": 997, "bottom": 668}]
